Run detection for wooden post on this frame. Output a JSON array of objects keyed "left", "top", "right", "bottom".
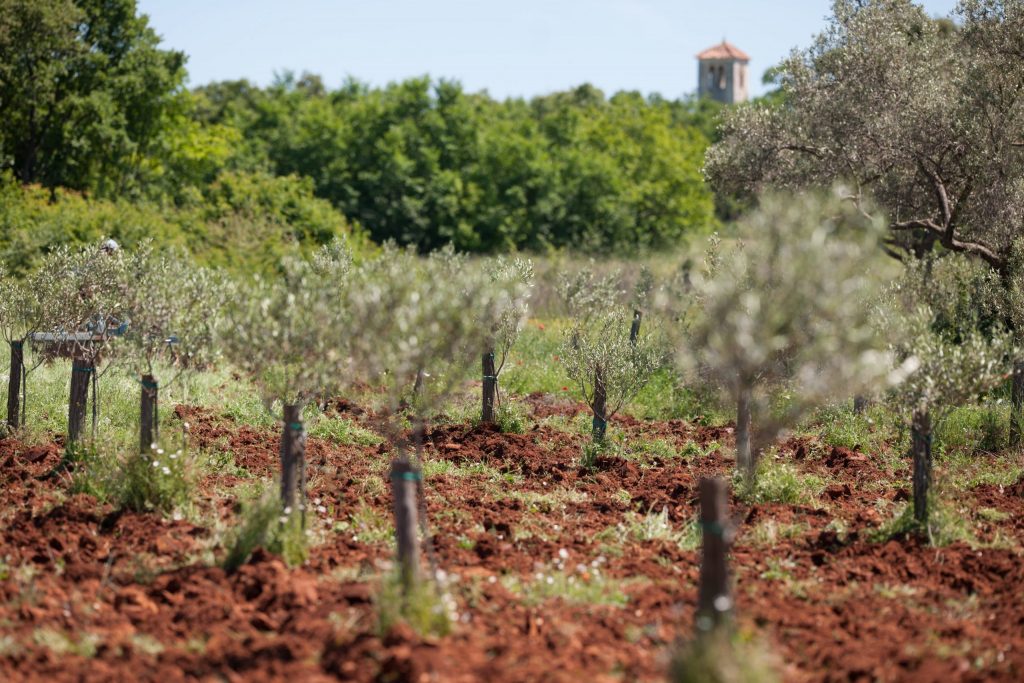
[
  {"left": 853, "top": 395, "right": 868, "bottom": 415},
  {"left": 735, "top": 387, "right": 753, "bottom": 479},
  {"left": 390, "top": 457, "right": 422, "bottom": 589},
  {"left": 6, "top": 340, "right": 23, "bottom": 432},
  {"left": 1010, "top": 360, "right": 1024, "bottom": 446},
  {"left": 592, "top": 369, "right": 607, "bottom": 442},
  {"left": 67, "top": 356, "right": 94, "bottom": 446},
  {"left": 482, "top": 350, "right": 496, "bottom": 424},
  {"left": 911, "top": 407, "right": 932, "bottom": 527},
  {"left": 280, "top": 404, "right": 306, "bottom": 515},
  {"left": 696, "top": 477, "right": 733, "bottom": 633},
  {"left": 140, "top": 374, "right": 158, "bottom": 453},
  {"left": 629, "top": 309, "right": 642, "bottom": 345}
]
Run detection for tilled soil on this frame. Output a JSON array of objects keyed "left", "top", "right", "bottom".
[{"left": 1, "top": 400, "right": 1022, "bottom": 682}]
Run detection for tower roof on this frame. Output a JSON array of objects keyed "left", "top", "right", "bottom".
[{"left": 696, "top": 41, "right": 750, "bottom": 62}]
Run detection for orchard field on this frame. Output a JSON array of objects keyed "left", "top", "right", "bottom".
[
  {"left": 0, "top": 242, "right": 1022, "bottom": 682},
  {"left": 3, "top": 0, "right": 1024, "bottom": 681}
]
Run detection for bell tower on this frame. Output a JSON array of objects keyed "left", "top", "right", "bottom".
[{"left": 696, "top": 40, "right": 750, "bottom": 104}]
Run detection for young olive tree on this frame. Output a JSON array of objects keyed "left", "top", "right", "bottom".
[
  {"left": 705, "top": 0, "right": 1024, "bottom": 437},
  {"left": 684, "top": 190, "right": 900, "bottom": 484},
  {"left": 481, "top": 257, "right": 534, "bottom": 423},
  {"left": 222, "top": 244, "right": 352, "bottom": 519},
  {"left": 559, "top": 268, "right": 662, "bottom": 442},
  {"left": 121, "top": 245, "right": 223, "bottom": 453},
  {"left": 0, "top": 260, "right": 70, "bottom": 432},
  {"left": 343, "top": 245, "right": 515, "bottom": 588},
  {"left": 37, "top": 242, "right": 130, "bottom": 447}
]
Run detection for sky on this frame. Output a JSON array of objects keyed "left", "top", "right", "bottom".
[{"left": 138, "top": 0, "right": 960, "bottom": 100}]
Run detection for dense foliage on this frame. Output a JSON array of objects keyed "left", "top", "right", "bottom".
[{"left": 0, "top": 0, "right": 723, "bottom": 265}]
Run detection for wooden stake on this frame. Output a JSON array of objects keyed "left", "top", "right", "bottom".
[
  {"left": 853, "top": 395, "right": 868, "bottom": 415},
  {"left": 391, "top": 457, "right": 422, "bottom": 589},
  {"left": 140, "top": 374, "right": 158, "bottom": 453},
  {"left": 629, "top": 309, "right": 642, "bottom": 345},
  {"left": 735, "top": 387, "right": 753, "bottom": 479},
  {"left": 592, "top": 369, "right": 607, "bottom": 442},
  {"left": 67, "top": 356, "right": 94, "bottom": 446},
  {"left": 696, "top": 477, "right": 733, "bottom": 633},
  {"left": 911, "top": 407, "right": 931, "bottom": 527},
  {"left": 482, "top": 349, "right": 496, "bottom": 424},
  {"left": 6, "top": 340, "right": 23, "bottom": 432},
  {"left": 280, "top": 404, "right": 306, "bottom": 515}
]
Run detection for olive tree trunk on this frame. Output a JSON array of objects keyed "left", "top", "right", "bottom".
[
  {"left": 67, "top": 356, "right": 94, "bottom": 446},
  {"left": 482, "top": 349, "right": 496, "bottom": 424},
  {"left": 1010, "top": 359, "right": 1024, "bottom": 446},
  {"left": 911, "top": 408, "right": 932, "bottom": 527},
  {"left": 6, "top": 340, "right": 24, "bottom": 432},
  {"left": 140, "top": 374, "right": 158, "bottom": 453},
  {"left": 280, "top": 404, "right": 307, "bottom": 518}
]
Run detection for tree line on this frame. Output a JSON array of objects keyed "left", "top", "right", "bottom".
[{"left": 0, "top": 0, "right": 722, "bottom": 269}]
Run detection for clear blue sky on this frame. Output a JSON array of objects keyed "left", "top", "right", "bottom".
[{"left": 138, "top": 0, "right": 959, "bottom": 99}]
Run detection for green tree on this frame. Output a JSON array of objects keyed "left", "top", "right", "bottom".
[
  {"left": 682, "top": 189, "right": 899, "bottom": 484},
  {"left": 705, "top": 0, "right": 1024, "bottom": 436},
  {"left": 0, "top": 0, "right": 186, "bottom": 194}
]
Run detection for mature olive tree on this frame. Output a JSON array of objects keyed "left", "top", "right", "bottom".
[
  {"left": 683, "top": 190, "right": 900, "bottom": 484},
  {"left": 705, "top": 0, "right": 1024, "bottom": 437}
]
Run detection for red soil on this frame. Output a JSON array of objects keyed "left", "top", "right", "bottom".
[{"left": 1, "top": 405, "right": 1022, "bottom": 682}]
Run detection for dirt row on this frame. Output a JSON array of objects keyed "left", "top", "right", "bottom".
[{"left": 0, "top": 395, "right": 1022, "bottom": 682}]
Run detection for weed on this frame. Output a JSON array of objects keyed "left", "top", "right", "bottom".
[
  {"left": 618, "top": 507, "right": 701, "bottom": 550},
  {"left": 118, "top": 444, "right": 195, "bottom": 514},
  {"left": 494, "top": 400, "right": 528, "bottom": 434},
  {"left": 501, "top": 564, "right": 632, "bottom": 608},
  {"left": 307, "top": 413, "right": 382, "bottom": 446},
  {"left": 32, "top": 628, "right": 101, "bottom": 658},
  {"left": 669, "top": 629, "right": 780, "bottom": 683},
  {"left": 222, "top": 486, "right": 309, "bottom": 571},
  {"left": 736, "top": 457, "right": 825, "bottom": 505},
  {"left": 375, "top": 572, "right": 454, "bottom": 638}
]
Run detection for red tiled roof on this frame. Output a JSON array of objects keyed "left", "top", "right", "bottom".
[{"left": 696, "top": 41, "right": 750, "bottom": 61}]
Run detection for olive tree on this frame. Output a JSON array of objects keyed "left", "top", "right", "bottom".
[
  {"left": 0, "top": 259, "right": 71, "bottom": 431},
  {"left": 120, "top": 245, "right": 222, "bottom": 453},
  {"left": 38, "top": 243, "right": 130, "bottom": 447},
  {"left": 222, "top": 244, "right": 351, "bottom": 519},
  {"left": 343, "top": 245, "right": 516, "bottom": 587},
  {"left": 885, "top": 259, "right": 1013, "bottom": 531},
  {"left": 683, "top": 190, "right": 901, "bottom": 484},
  {"left": 481, "top": 257, "right": 534, "bottom": 423},
  {"left": 559, "top": 268, "right": 663, "bottom": 443},
  {"left": 706, "top": 0, "right": 1024, "bottom": 436}
]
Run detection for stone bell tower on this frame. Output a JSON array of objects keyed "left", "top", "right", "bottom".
[{"left": 696, "top": 40, "right": 750, "bottom": 104}]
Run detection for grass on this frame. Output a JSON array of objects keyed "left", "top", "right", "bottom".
[
  {"left": 500, "top": 564, "right": 634, "bottom": 608},
  {"left": 306, "top": 412, "right": 382, "bottom": 446},
  {"left": 737, "top": 456, "right": 827, "bottom": 506},
  {"left": 612, "top": 507, "right": 701, "bottom": 550},
  {"left": 221, "top": 486, "right": 309, "bottom": 571},
  {"left": 375, "top": 572, "right": 454, "bottom": 637}
]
